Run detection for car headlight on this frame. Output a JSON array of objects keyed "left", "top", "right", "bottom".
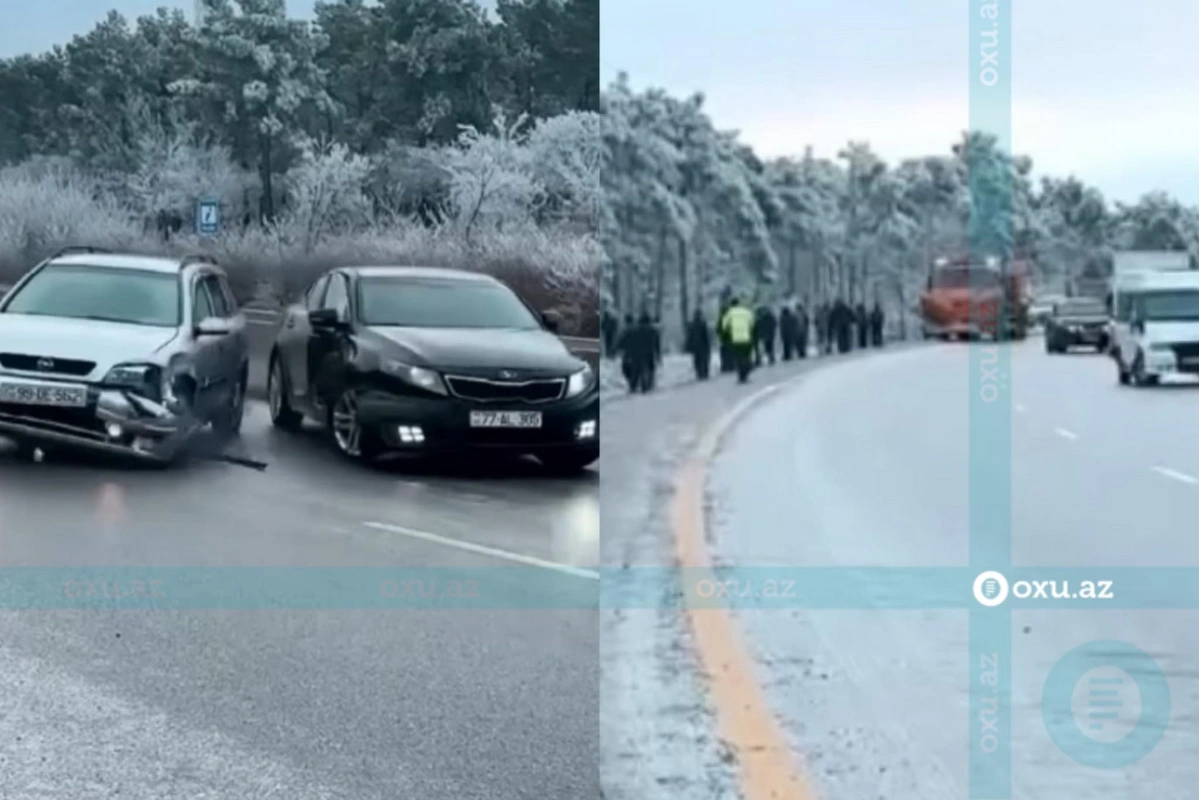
[
  {"left": 103, "top": 363, "right": 164, "bottom": 401},
  {"left": 381, "top": 359, "right": 446, "bottom": 395},
  {"left": 565, "top": 365, "right": 594, "bottom": 398}
]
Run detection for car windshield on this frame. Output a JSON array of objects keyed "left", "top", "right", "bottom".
[
  {"left": 931, "top": 266, "right": 1000, "bottom": 289},
  {"left": 357, "top": 277, "right": 542, "bottom": 329},
  {"left": 1140, "top": 290, "right": 1199, "bottom": 322},
  {"left": 1058, "top": 300, "right": 1106, "bottom": 317},
  {"left": 2, "top": 265, "right": 180, "bottom": 327}
]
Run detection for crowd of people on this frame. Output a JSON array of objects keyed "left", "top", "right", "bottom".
[{"left": 600, "top": 295, "right": 888, "bottom": 391}]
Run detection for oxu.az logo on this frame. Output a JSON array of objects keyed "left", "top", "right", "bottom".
[{"left": 1042, "top": 640, "right": 1170, "bottom": 768}]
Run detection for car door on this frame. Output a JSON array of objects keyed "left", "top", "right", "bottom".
[
  {"left": 307, "top": 272, "right": 351, "bottom": 413},
  {"left": 214, "top": 271, "right": 249, "bottom": 377},
  {"left": 278, "top": 274, "right": 328, "bottom": 413},
  {"left": 189, "top": 272, "right": 227, "bottom": 419}
]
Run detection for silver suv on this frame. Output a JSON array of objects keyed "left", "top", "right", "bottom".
[{"left": 0, "top": 247, "right": 249, "bottom": 463}]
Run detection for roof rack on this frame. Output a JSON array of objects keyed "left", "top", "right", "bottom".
[
  {"left": 48, "top": 245, "right": 111, "bottom": 260},
  {"left": 179, "top": 253, "right": 219, "bottom": 270}
]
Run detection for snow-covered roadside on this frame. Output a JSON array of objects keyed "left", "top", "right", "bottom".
[{"left": 599, "top": 353, "right": 707, "bottom": 400}]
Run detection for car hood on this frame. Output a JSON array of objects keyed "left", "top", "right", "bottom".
[
  {"left": 0, "top": 314, "right": 178, "bottom": 379},
  {"left": 1143, "top": 320, "right": 1199, "bottom": 346},
  {"left": 367, "top": 326, "right": 583, "bottom": 375}
]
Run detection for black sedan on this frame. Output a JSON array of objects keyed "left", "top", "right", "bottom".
[
  {"left": 266, "top": 266, "right": 598, "bottom": 473},
  {"left": 1045, "top": 298, "right": 1110, "bottom": 353}
]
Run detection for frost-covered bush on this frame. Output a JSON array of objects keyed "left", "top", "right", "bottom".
[
  {"left": 0, "top": 162, "right": 140, "bottom": 278},
  {"left": 0, "top": 112, "right": 599, "bottom": 335}
]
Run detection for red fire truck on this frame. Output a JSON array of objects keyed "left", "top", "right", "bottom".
[{"left": 920, "top": 254, "right": 1031, "bottom": 341}]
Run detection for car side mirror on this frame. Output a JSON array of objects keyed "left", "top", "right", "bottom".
[
  {"left": 541, "top": 310, "right": 561, "bottom": 332},
  {"left": 308, "top": 308, "right": 344, "bottom": 329},
  {"left": 195, "top": 316, "right": 233, "bottom": 336}
]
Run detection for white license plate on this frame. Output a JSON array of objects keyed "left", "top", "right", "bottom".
[
  {"left": 469, "top": 411, "right": 543, "bottom": 429},
  {"left": 0, "top": 382, "right": 88, "bottom": 407}
]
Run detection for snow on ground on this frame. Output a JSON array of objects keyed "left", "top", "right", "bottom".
[{"left": 599, "top": 353, "right": 707, "bottom": 400}]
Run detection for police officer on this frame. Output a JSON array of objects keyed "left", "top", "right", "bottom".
[
  {"left": 720, "top": 297, "right": 756, "bottom": 383},
  {"left": 686, "top": 308, "right": 712, "bottom": 380},
  {"left": 717, "top": 297, "right": 734, "bottom": 373}
]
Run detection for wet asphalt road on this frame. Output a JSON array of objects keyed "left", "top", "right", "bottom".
[
  {"left": 0, "top": 402, "right": 599, "bottom": 799},
  {"left": 709, "top": 339, "right": 1199, "bottom": 798}
]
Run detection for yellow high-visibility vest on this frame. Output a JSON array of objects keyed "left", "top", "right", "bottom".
[{"left": 721, "top": 306, "right": 755, "bottom": 344}]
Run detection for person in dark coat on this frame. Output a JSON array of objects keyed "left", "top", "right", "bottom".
[
  {"left": 756, "top": 305, "right": 778, "bottom": 365},
  {"left": 601, "top": 309, "right": 618, "bottom": 357},
  {"left": 833, "top": 298, "right": 853, "bottom": 353},
  {"left": 686, "top": 309, "right": 712, "bottom": 379},
  {"left": 617, "top": 313, "right": 639, "bottom": 391},
  {"left": 871, "top": 301, "right": 885, "bottom": 347},
  {"left": 779, "top": 305, "right": 797, "bottom": 360},
  {"left": 795, "top": 299, "right": 810, "bottom": 359},
  {"left": 649, "top": 316, "right": 663, "bottom": 388},
  {"left": 818, "top": 302, "right": 832, "bottom": 354},
  {"left": 633, "top": 312, "right": 658, "bottom": 392},
  {"left": 855, "top": 302, "right": 869, "bottom": 349}
]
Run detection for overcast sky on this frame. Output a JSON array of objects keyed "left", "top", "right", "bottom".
[{"left": 602, "top": 0, "right": 1199, "bottom": 206}]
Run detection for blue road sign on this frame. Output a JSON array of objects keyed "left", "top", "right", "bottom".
[{"left": 195, "top": 198, "right": 220, "bottom": 235}]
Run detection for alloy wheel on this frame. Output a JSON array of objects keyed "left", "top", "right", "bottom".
[{"left": 331, "top": 390, "right": 362, "bottom": 456}]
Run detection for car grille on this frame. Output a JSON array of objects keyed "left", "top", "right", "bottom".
[
  {"left": 0, "top": 353, "right": 95, "bottom": 376},
  {"left": 1172, "top": 343, "right": 1199, "bottom": 372},
  {"left": 445, "top": 376, "right": 565, "bottom": 403}
]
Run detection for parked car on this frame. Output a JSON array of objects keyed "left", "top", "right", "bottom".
[
  {"left": 0, "top": 247, "right": 248, "bottom": 463},
  {"left": 266, "top": 266, "right": 599, "bottom": 473},
  {"left": 1045, "top": 297, "right": 1110, "bottom": 353}
]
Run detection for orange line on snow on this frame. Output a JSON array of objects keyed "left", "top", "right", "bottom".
[{"left": 671, "top": 383, "right": 818, "bottom": 800}]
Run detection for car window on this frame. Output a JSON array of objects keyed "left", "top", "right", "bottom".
[
  {"left": 193, "top": 278, "right": 217, "bottom": 322},
  {"left": 356, "top": 277, "right": 541, "bottom": 329},
  {"left": 217, "top": 275, "right": 239, "bottom": 312},
  {"left": 322, "top": 274, "right": 349, "bottom": 316},
  {"left": 306, "top": 276, "right": 330, "bottom": 310},
  {"left": 2, "top": 265, "right": 180, "bottom": 327},
  {"left": 202, "top": 275, "right": 230, "bottom": 317}
]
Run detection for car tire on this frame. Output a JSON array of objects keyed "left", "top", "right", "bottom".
[
  {"left": 214, "top": 369, "right": 247, "bottom": 438},
  {"left": 538, "top": 448, "right": 599, "bottom": 475},
  {"left": 1132, "top": 352, "right": 1158, "bottom": 387},
  {"left": 268, "top": 355, "right": 303, "bottom": 431},
  {"left": 328, "top": 387, "right": 382, "bottom": 462}
]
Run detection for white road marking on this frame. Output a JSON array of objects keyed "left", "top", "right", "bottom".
[
  {"left": 362, "top": 521, "right": 600, "bottom": 579},
  {"left": 1054, "top": 427, "right": 1078, "bottom": 440},
  {"left": 1152, "top": 466, "right": 1199, "bottom": 485}
]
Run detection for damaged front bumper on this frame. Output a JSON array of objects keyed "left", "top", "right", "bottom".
[{"left": 0, "top": 380, "right": 204, "bottom": 463}]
